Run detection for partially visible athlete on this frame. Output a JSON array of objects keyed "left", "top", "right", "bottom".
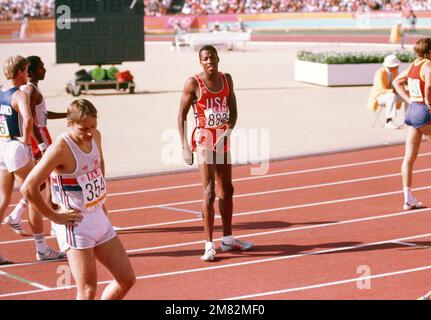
[
  {"left": 4, "top": 56, "right": 66, "bottom": 237},
  {"left": 21, "top": 99, "right": 136, "bottom": 299},
  {"left": 178, "top": 45, "right": 253, "bottom": 262},
  {"left": 0, "top": 55, "right": 64, "bottom": 264}
]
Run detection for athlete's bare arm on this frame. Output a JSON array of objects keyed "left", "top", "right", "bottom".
[
  {"left": 213, "top": 73, "right": 237, "bottom": 151},
  {"left": 94, "top": 129, "right": 108, "bottom": 214},
  {"left": 20, "top": 139, "right": 83, "bottom": 226},
  {"left": 178, "top": 77, "right": 197, "bottom": 165},
  {"left": 22, "top": 84, "right": 44, "bottom": 145},
  {"left": 94, "top": 129, "right": 105, "bottom": 176},
  {"left": 225, "top": 73, "right": 238, "bottom": 129},
  {"left": 12, "top": 89, "right": 32, "bottom": 145},
  {"left": 393, "top": 67, "right": 411, "bottom": 104},
  {"left": 423, "top": 62, "right": 431, "bottom": 105}
]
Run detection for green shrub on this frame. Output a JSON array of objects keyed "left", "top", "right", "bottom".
[{"left": 297, "top": 50, "right": 416, "bottom": 64}]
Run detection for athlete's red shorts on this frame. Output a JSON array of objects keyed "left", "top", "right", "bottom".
[
  {"left": 30, "top": 126, "right": 52, "bottom": 159},
  {"left": 191, "top": 125, "right": 230, "bottom": 153}
]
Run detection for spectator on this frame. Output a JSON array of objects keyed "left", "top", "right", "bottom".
[
  {"left": 406, "top": 9, "right": 418, "bottom": 32},
  {"left": 1, "top": 0, "right": 431, "bottom": 18},
  {"left": 366, "top": 54, "right": 404, "bottom": 129},
  {"left": 390, "top": 20, "right": 405, "bottom": 49}
]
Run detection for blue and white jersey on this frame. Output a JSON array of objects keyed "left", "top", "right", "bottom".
[{"left": 0, "top": 86, "right": 22, "bottom": 141}]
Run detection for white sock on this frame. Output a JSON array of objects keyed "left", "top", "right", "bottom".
[
  {"left": 222, "top": 235, "right": 235, "bottom": 245},
  {"left": 33, "top": 233, "right": 49, "bottom": 253},
  {"left": 205, "top": 241, "right": 214, "bottom": 251},
  {"left": 9, "top": 199, "right": 28, "bottom": 222},
  {"left": 403, "top": 187, "right": 415, "bottom": 203}
]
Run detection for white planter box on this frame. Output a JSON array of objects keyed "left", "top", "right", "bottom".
[{"left": 294, "top": 59, "right": 410, "bottom": 86}]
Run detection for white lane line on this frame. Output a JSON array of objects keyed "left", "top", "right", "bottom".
[
  {"left": 107, "top": 183, "right": 431, "bottom": 215},
  {"left": 4, "top": 166, "right": 431, "bottom": 226},
  {"left": 95, "top": 152, "right": 431, "bottom": 197},
  {"left": 2, "top": 184, "right": 431, "bottom": 246},
  {"left": 391, "top": 241, "right": 431, "bottom": 249},
  {"left": 158, "top": 206, "right": 201, "bottom": 215},
  {"left": 224, "top": 264, "right": 431, "bottom": 300},
  {"left": 2, "top": 206, "right": 431, "bottom": 268},
  {"left": 1, "top": 232, "right": 431, "bottom": 298},
  {"left": 7, "top": 152, "right": 431, "bottom": 208},
  {"left": 124, "top": 207, "right": 431, "bottom": 253},
  {"left": 0, "top": 270, "right": 51, "bottom": 290}
]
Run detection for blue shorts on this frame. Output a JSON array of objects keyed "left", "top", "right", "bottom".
[{"left": 404, "top": 102, "right": 431, "bottom": 128}]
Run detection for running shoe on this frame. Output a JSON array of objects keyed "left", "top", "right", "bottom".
[
  {"left": 36, "top": 248, "right": 66, "bottom": 261},
  {"left": 201, "top": 248, "right": 217, "bottom": 262},
  {"left": 0, "top": 254, "right": 12, "bottom": 265},
  {"left": 3, "top": 215, "right": 29, "bottom": 236},
  {"left": 403, "top": 200, "right": 423, "bottom": 211},
  {"left": 221, "top": 239, "right": 253, "bottom": 252},
  {"left": 384, "top": 121, "right": 400, "bottom": 130}
]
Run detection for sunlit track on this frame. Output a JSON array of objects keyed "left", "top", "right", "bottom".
[
  {"left": 2, "top": 144, "right": 431, "bottom": 300},
  {"left": 1, "top": 207, "right": 430, "bottom": 268},
  {"left": 6, "top": 151, "right": 431, "bottom": 207},
  {"left": 224, "top": 264, "right": 431, "bottom": 300},
  {"left": 6, "top": 165, "right": 431, "bottom": 226},
  {"left": 2, "top": 184, "right": 431, "bottom": 246},
  {"left": 1, "top": 231, "right": 431, "bottom": 299}
]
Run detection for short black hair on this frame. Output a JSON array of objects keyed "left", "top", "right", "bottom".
[
  {"left": 26, "top": 55, "right": 42, "bottom": 74},
  {"left": 199, "top": 45, "right": 218, "bottom": 59}
]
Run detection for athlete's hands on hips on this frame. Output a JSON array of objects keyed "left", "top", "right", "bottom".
[
  {"left": 53, "top": 209, "right": 83, "bottom": 226},
  {"left": 183, "top": 146, "right": 194, "bottom": 165}
]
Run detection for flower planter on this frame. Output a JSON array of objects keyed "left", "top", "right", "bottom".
[{"left": 294, "top": 59, "right": 410, "bottom": 86}]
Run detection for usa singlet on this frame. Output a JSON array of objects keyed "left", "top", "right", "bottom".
[
  {"left": 51, "top": 133, "right": 106, "bottom": 212},
  {"left": 24, "top": 83, "right": 53, "bottom": 157},
  {"left": 191, "top": 72, "right": 230, "bottom": 153},
  {"left": 407, "top": 58, "right": 430, "bottom": 103},
  {"left": 0, "top": 86, "right": 22, "bottom": 140}
]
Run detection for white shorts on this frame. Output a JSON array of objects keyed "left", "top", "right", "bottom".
[
  {"left": 55, "top": 207, "right": 116, "bottom": 252},
  {"left": 0, "top": 139, "right": 33, "bottom": 172}
]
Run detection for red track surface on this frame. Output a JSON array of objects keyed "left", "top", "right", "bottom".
[{"left": 2, "top": 144, "right": 431, "bottom": 300}]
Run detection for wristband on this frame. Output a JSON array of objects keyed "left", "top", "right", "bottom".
[{"left": 38, "top": 142, "right": 48, "bottom": 153}]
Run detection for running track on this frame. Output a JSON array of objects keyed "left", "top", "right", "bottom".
[{"left": 1, "top": 144, "right": 431, "bottom": 300}]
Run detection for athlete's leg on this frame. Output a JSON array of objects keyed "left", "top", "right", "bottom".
[
  {"left": 94, "top": 236, "right": 135, "bottom": 300},
  {"left": 15, "top": 161, "right": 64, "bottom": 259},
  {"left": 401, "top": 126, "right": 422, "bottom": 207},
  {"left": 0, "top": 169, "right": 14, "bottom": 221},
  {"left": 197, "top": 147, "right": 216, "bottom": 242},
  {"left": 215, "top": 152, "right": 234, "bottom": 237},
  {"left": 66, "top": 248, "right": 98, "bottom": 300},
  {"left": 0, "top": 168, "right": 15, "bottom": 263},
  {"left": 13, "top": 161, "right": 45, "bottom": 234}
]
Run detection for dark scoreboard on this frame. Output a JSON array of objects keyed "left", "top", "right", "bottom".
[{"left": 55, "top": 0, "right": 145, "bottom": 65}]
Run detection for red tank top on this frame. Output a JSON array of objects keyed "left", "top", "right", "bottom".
[
  {"left": 407, "top": 58, "right": 430, "bottom": 103},
  {"left": 193, "top": 72, "right": 230, "bottom": 129}
]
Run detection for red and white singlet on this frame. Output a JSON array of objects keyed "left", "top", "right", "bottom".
[
  {"left": 22, "top": 82, "right": 52, "bottom": 158},
  {"left": 407, "top": 59, "right": 430, "bottom": 103},
  {"left": 191, "top": 72, "right": 230, "bottom": 153}
]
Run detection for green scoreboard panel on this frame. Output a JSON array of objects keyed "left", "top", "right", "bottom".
[{"left": 55, "top": 0, "right": 144, "bottom": 65}]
